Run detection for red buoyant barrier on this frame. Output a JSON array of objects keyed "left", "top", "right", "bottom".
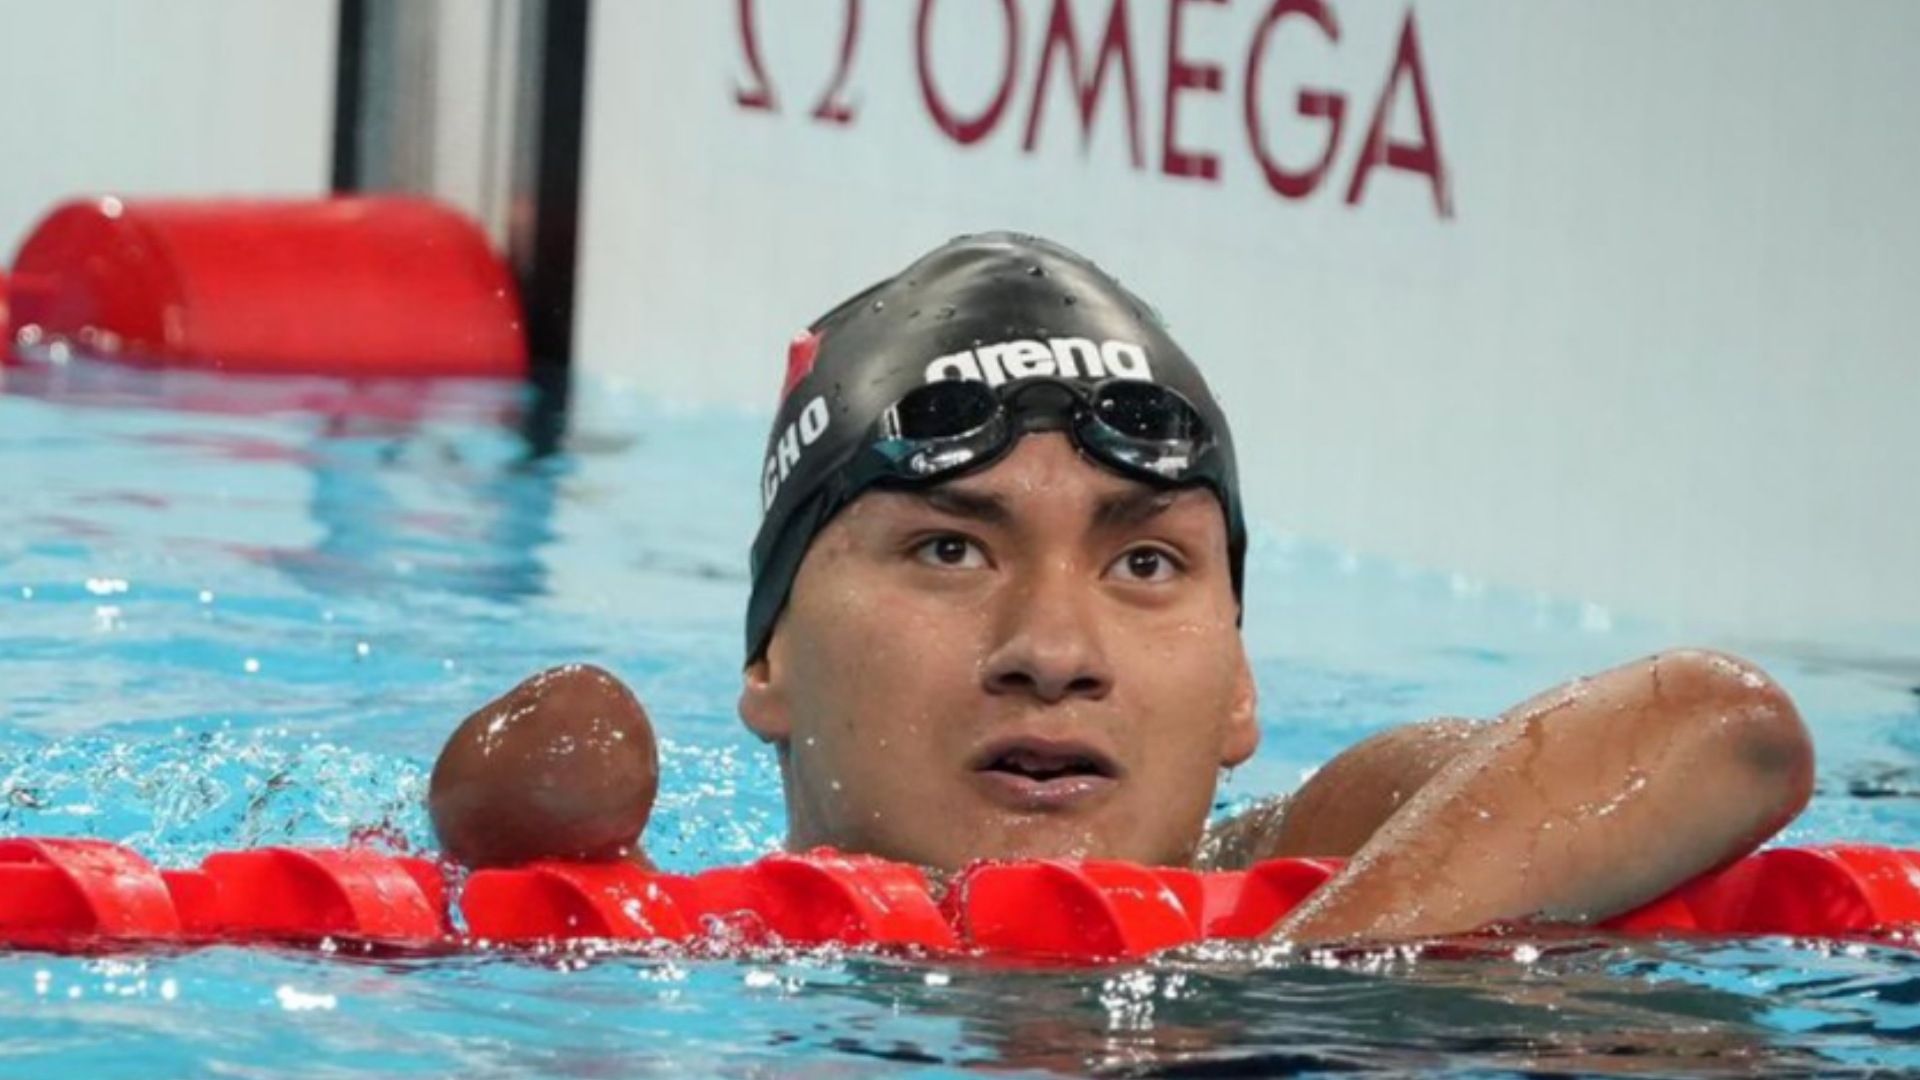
[
  {"left": 950, "top": 861, "right": 1199, "bottom": 958},
  {"left": 464, "top": 860, "right": 692, "bottom": 943},
  {"left": 0, "top": 838, "right": 181, "bottom": 945},
  {"left": 6, "top": 196, "right": 527, "bottom": 377},
  {"left": 1, "top": 840, "right": 1918, "bottom": 960}
]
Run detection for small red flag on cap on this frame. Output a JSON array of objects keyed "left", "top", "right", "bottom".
[{"left": 782, "top": 331, "right": 821, "bottom": 399}]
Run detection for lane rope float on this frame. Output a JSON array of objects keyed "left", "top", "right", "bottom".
[{"left": 2, "top": 838, "right": 1917, "bottom": 960}]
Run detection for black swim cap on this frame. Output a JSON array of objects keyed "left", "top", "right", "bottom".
[{"left": 745, "top": 232, "right": 1245, "bottom": 661}]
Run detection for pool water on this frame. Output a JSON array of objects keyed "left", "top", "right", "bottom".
[{"left": 2, "top": 359, "right": 1918, "bottom": 1077}]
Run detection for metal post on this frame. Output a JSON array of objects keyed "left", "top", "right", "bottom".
[{"left": 331, "top": 0, "right": 588, "bottom": 415}]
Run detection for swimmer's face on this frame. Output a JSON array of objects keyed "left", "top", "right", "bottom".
[{"left": 740, "top": 432, "right": 1258, "bottom": 870}]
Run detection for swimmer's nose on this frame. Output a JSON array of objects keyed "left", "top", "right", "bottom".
[{"left": 980, "top": 562, "right": 1113, "bottom": 704}]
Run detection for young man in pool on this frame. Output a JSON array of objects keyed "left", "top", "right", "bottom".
[{"left": 430, "top": 233, "right": 1815, "bottom": 943}]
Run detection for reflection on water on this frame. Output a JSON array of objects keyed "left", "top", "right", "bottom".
[
  {"left": 5, "top": 935, "right": 1915, "bottom": 1078},
  {"left": 284, "top": 410, "right": 563, "bottom": 603},
  {"left": 680, "top": 937, "right": 1920, "bottom": 1077}
]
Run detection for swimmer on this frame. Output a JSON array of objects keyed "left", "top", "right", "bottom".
[{"left": 430, "top": 233, "right": 1815, "bottom": 943}]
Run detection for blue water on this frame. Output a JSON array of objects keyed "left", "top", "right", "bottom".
[{"left": 2, "top": 359, "right": 1918, "bottom": 1077}]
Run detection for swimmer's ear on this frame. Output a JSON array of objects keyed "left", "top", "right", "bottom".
[
  {"left": 739, "top": 647, "right": 792, "bottom": 746},
  {"left": 1221, "top": 644, "right": 1259, "bottom": 768}
]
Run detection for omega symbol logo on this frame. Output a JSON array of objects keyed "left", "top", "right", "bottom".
[{"left": 733, "top": 0, "right": 863, "bottom": 125}]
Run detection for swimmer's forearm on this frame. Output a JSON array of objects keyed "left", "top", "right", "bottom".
[{"left": 1271, "top": 649, "right": 1815, "bottom": 945}]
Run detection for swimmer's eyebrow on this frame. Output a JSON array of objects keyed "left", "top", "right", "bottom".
[
  {"left": 899, "top": 486, "right": 1191, "bottom": 530},
  {"left": 1092, "top": 488, "right": 1183, "bottom": 532},
  {"left": 912, "top": 487, "right": 1011, "bottom": 525}
]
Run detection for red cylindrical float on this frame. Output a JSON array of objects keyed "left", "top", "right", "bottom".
[
  {"left": 752, "top": 851, "right": 957, "bottom": 949},
  {"left": 6, "top": 196, "right": 527, "bottom": 377},
  {"left": 950, "top": 859, "right": 1200, "bottom": 959},
  {"left": 196, "top": 847, "right": 447, "bottom": 942},
  {"left": 0, "top": 838, "right": 182, "bottom": 943},
  {"left": 462, "top": 861, "right": 692, "bottom": 943}
]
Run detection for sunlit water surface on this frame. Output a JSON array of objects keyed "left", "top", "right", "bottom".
[{"left": 2, "top": 361, "right": 1917, "bottom": 1078}]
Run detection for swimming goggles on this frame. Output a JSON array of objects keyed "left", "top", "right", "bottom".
[{"left": 843, "top": 376, "right": 1225, "bottom": 496}]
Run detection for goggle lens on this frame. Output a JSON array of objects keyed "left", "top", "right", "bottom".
[
  {"left": 883, "top": 380, "right": 999, "bottom": 441},
  {"left": 1092, "top": 380, "right": 1206, "bottom": 442}
]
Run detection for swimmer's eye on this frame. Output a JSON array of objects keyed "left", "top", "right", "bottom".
[
  {"left": 1107, "top": 545, "right": 1183, "bottom": 584},
  {"left": 912, "top": 533, "right": 989, "bottom": 570}
]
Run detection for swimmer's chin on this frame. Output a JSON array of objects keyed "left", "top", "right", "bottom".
[{"left": 965, "top": 829, "right": 1196, "bottom": 870}]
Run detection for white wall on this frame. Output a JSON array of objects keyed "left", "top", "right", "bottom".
[
  {"left": 0, "top": 1, "right": 336, "bottom": 256},
  {"left": 576, "top": 0, "right": 1920, "bottom": 645}
]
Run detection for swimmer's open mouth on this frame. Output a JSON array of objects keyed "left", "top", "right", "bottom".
[{"left": 971, "top": 739, "right": 1119, "bottom": 783}]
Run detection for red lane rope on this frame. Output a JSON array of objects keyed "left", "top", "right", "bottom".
[{"left": 2, "top": 838, "right": 1917, "bottom": 959}]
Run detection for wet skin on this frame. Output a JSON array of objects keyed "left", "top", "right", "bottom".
[
  {"left": 737, "top": 433, "right": 1259, "bottom": 870},
  {"left": 1241, "top": 650, "right": 1815, "bottom": 941},
  {"left": 429, "top": 436, "right": 1817, "bottom": 942}
]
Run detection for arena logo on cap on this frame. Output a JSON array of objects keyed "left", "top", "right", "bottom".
[
  {"left": 923, "top": 337, "right": 1152, "bottom": 387},
  {"left": 762, "top": 394, "right": 830, "bottom": 511}
]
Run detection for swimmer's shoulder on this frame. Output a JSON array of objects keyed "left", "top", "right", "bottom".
[{"left": 1196, "top": 795, "right": 1295, "bottom": 871}]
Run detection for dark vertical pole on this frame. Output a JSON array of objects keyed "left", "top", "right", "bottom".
[
  {"left": 522, "top": 0, "right": 590, "bottom": 424},
  {"left": 510, "top": 0, "right": 590, "bottom": 454},
  {"left": 331, "top": 0, "right": 368, "bottom": 192}
]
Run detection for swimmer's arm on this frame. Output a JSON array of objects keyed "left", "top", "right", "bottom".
[
  {"left": 1259, "top": 650, "right": 1814, "bottom": 944},
  {"left": 1200, "top": 718, "right": 1481, "bottom": 869}
]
